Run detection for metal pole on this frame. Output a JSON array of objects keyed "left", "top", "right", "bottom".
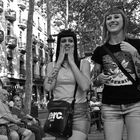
[
  {"left": 66, "top": 0, "right": 69, "bottom": 29},
  {"left": 46, "top": 0, "right": 52, "bottom": 62},
  {"left": 47, "top": 0, "right": 51, "bottom": 37}
]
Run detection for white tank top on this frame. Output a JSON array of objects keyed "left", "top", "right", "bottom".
[{"left": 53, "top": 61, "right": 87, "bottom": 103}]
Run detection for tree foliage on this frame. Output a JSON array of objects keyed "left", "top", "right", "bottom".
[{"left": 41, "top": 0, "right": 140, "bottom": 56}]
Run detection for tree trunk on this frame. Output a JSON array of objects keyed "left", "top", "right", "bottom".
[{"left": 24, "top": 0, "right": 34, "bottom": 114}]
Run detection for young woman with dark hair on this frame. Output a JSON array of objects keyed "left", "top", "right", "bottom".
[{"left": 44, "top": 29, "right": 91, "bottom": 140}]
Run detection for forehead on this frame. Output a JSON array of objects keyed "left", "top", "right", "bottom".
[
  {"left": 60, "top": 36, "right": 74, "bottom": 40},
  {"left": 106, "top": 13, "right": 122, "bottom": 17},
  {"left": 105, "top": 10, "right": 123, "bottom": 17}
]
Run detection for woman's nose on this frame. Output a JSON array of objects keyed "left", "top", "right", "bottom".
[{"left": 65, "top": 41, "right": 70, "bottom": 45}]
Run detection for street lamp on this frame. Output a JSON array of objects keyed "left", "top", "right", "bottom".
[{"left": 47, "top": 35, "right": 55, "bottom": 62}]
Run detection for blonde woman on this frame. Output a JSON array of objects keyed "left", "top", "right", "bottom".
[{"left": 92, "top": 7, "right": 140, "bottom": 140}]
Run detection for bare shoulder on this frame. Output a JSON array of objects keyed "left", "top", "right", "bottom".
[
  {"left": 80, "top": 59, "right": 90, "bottom": 67},
  {"left": 80, "top": 59, "right": 90, "bottom": 71}
]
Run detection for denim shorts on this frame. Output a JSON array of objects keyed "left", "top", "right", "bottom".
[
  {"left": 72, "top": 102, "right": 91, "bottom": 134},
  {"left": 101, "top": 101, "right": 140, "bottom": 121}
]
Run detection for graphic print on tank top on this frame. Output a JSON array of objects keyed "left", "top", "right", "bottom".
[{"left": 102, "top": 51, "right": 136, "bottom": 86}]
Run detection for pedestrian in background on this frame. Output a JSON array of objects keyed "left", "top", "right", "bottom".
[
  {"left": 11, "top": 95, "right": 45, "bottom": 140},
  {"left": 91, "top": 7, "right": 140, "bottom": 140},
  {"left": 44, "top": 29, "right": 91, "bottom": 140},
  {"left": 0, "top": 88, "right": 32, "bottom": 140}
]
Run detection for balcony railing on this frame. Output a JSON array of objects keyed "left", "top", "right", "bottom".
[
  {"left": 33, "top": 52, "right": 39, "bottom": 63},
  {"left": 6, "top": 35, "right": 17, "bottom": 49},
  {"left": 20, "top": 55, "right": 24, "bottom": 63},
  {"left": 5, "top": 9, "right": 16, "bottom": 22},
  {"left": 0, "top": 0, "right": 3, "bottom": 13},
  {"left": 38, "top": 26, "right": 42, "bottom": 32},
  {"left": 40, "top": 57, "right": 45, "bottom": 65},
  {"left": 7, "top": 60, "right": 14, "bottom": 76},
  {"left": 7, "top": 49, "right": 13, "bottom": 60},
  {"left": 39, "top": 39, "right": 44, "bottom": 48},
  {"left": 42, "top": 12, "right": 46, "bottom": 17},
  {"left": 44, "top": 31, "right": 47, "bottom": 36},
  {"left": 20, "top": 67, "right": 26, "bottom": 78},
  {"left": 0, "top": 30, "right": 4, "bottom": 43},
  {"left": 32, "top": 35, "right": 38, "bottom": 44},
  {"left": 18, "top": 19, "right": 27, "bottom": 30},
  {"left": 17, "top": 0, "right": 26, "bottom": 10},
  {"left": 18, "top": 42, "right": 26, "bottom": 54}
]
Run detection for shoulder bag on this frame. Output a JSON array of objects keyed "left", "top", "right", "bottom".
[
  {"left": 103, "top": 45, "right": 140, "bottom": 90},
  {"left": 43, "top": 83, "right": 78, "bottom": 138}
]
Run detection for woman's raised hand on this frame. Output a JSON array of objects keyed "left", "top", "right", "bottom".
[
  {"left": 120, "top": 41, "right": 137, "bottom": 55},
  {"left": 57, "top": 46, "right": 65, "bottom": 66},
  {"left": 68, "top": 47, "right": 74, "bottom": 65}
]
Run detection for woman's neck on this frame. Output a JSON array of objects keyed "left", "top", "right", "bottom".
[
  {"left": 109, "top": 32, "right": 125, "bottom": 45},
  {"left": 62, "top": 60, "right": 69, "bottom": 68}
]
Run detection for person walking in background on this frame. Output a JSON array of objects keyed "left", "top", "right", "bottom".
[
  {"left": 44, "top": 29, "right": 91, "bottom": 140},
  {"left": 91, "top": 7, "right": 140, "bottom": 140},
  {"left": 90, "top": 96, "right": 102, "bottom": 132}
]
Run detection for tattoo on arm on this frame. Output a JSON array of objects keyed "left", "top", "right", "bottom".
[
  {"left": 92, "top": 68, "right": 102, "bottom": 86},
  {"left": 47, "top": 66, "right": 60, "bottom": 84},
  {"left": 132, "top": 51, "right": 140, "bottom": 77}
]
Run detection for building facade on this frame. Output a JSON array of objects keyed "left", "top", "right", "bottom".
[{"left": 0, "top": 0, "right": 50, "bottom": 109}]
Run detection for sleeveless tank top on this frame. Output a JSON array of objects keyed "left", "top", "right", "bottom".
[{"left": 53, "top": 60, "right": 87, "bottom": 103}]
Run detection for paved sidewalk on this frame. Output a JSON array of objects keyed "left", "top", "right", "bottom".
[
  {"left": 42, "top": 134, "right": 55, "bottom": 140},
  {"left": 42, "top": 123, "right": 127, "bottom": 140}
]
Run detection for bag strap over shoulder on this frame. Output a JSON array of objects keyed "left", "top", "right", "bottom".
[
  {"left": 103, "top": 45, "right": 137, "bottom": 85},
  {"left": 71, "top": 82, "right": 78, "bottom": 110},
  {"left": 49, "top": 60, "right": 81, "bottom": 108}
]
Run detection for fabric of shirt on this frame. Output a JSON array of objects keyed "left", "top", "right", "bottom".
[
  {"left": 11, "top": 107, "right": 26, "bottom": 119},
  {"left": 0, "top": 100, "right": 16, "bottom": 124},
  {"left": 92, "top": 38, "right": 140, "bottom": 105},
  {"left": 52, "top": 59, "right": 87, "bottom": 103}
]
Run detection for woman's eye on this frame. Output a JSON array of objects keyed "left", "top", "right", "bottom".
[
  {"left": 68, "top": 39, "right": 74, "bottom": 43},
  {"left": 114, "top": 15, "right": 119, "bottom": 19},
  {"left": 61, "top": 39, "right": 66, "bottom": 43},
  {"left": 106, "top": 16, "right": 112, "bottom": 20}
]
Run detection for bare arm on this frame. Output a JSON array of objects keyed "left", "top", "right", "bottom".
[
  {"left": 120, "top": 41, "right": 140, "bottom": 78},
  {"left": 3, "top": 114, "right": 21, "bottom": 123},
  {"left": 92, "top": 63, "right": 102, "bottom": 87},
  {"left": 44, "top": 62, "right": 61, "bottom": 92},
  {"left": 131, "top": 51, "right": 140, "bottom": 78},
  {"left": 70, "top": 59, "right": 91, "bottom": 92},
  {"left": 0, "top": 102, "right": 20, "bottom": 123},
  {"left": 44, "top": 44, "right": 66, "bottom": 92}
]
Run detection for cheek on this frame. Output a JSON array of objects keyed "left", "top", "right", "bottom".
[
  {"left": 119, "top": 20, "right": 124, "bottom": 29},
  {"left": 60, "top": 43, "right": 64, "bottom": 47},
  {"left": 106, "top": 22, "right": 110, "bottom": 29}
]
